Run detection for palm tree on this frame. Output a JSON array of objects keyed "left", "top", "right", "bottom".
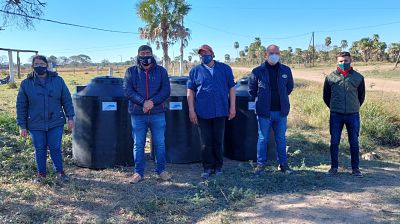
[
  {"left": 137, "top": 0, "right": 191, "bottom": 70},
  {"left": 224, "top": 54, "right": 231, "bottom": 63},
  {"left": 325, "top": 36, "right": 332, "bottom": 48},
  {"left": 358, "top": 38, "right": 373, "bottom": 62},
  {"left": 234, "top": 41, "right": 239, "bottom": 59},
  {"left": 340, "top": 40, "right": 348, "bottom": 50}
]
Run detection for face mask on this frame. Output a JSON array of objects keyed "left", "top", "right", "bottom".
[
  {"left": 138, "top": 56, "right": 154, "bottom": 66},
  {"left": 34, "top": 66, "right": 47, "bottom": 75},
  {"left": 267, "top": 54, "right": 280, "bottom": 65},
  {"left": 201, "top": 55, "right": 213, "bottom": 64},
  {"left": 338, "top": 63, "right": 351, "bottom": 70}
]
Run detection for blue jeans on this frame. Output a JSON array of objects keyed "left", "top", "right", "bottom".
[
  {"left": 131, "top": 113, "right": 166, "bottom": 177},
  {"left": 330, "top": 112, "right": 360, "bottom": 169},
  {"left": 29, "top": 126, "right": 64, "bottom": 174},
  {"left": 257, "top": 111, "right": 288, "bottom": 166}
]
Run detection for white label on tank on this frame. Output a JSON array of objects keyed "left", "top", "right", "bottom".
[
  {"left": 102, "top": 102, "right": 117, "bottom": 111},
  {"left": 248, "top": 102, "right": 256, "bottom": 110},
  {"left": 169, "top": 102, "right": 183, "bottom": 110}
]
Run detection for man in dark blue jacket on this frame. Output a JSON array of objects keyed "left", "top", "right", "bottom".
[
  {"left": 123, "top": 45, "right": 171, "bottom": 184},
  {"left": 248, "top": 44, "right": 294, "bottom": 175},
  {"left": 187, "top": 44, "right": 236, "bottom": 179}
]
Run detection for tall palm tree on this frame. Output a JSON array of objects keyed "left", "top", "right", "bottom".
[
  {"left": 340, "top": 40, "right": 348, "bottom": 50},
  {"left": 234, "top": 41, "right": 239, "bottom": 59},
  {"left": 137, "top": 0, "right": 191, "bottom": 70}
]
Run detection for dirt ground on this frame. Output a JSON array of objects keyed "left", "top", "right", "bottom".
[
  {"left": 232, "top": 65, "right": 400, "bottom": 93},
  {"left": 223, "top": 65, "right": 400, "bottom": 224},
  {"left": 229, "top": 166, "right": 400, "bottom": 223}
]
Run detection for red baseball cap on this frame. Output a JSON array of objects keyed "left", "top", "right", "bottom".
[{"left": 198, "top": 44, "right": 214, "bottom": 56}]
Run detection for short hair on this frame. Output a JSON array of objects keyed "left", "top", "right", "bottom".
[
  {"left": 31, "top": 55, "right": 48, "bottom": 67},
  {"left": 138, "top": 45, "right": 153, "bottom": 54},
  {"left": 337, "top": 51, "right": 351, "bottom": 58},
  {"left": 266, "top": 44, "right": 280, "bottom": 52}
]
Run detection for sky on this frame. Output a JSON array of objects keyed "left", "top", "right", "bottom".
[{"left": 1, "top": 0, "right": 400, "bottom": 64}]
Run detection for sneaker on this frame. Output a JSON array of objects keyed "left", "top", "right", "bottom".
[
  {"left": 130, "top": 173, "right": 143, "bottom": 184},
  {"left": 254, "top": 165, "right": 265, "bottom": 176},
  {"left": 214, "top": 168, "right": 223, "bottom": 176},
  {"left": 56, "top": 171, "right": 70, "bottom": 182},
  {"left": 158, "top": 171, "right": 172, "bottom": 181},
  {"left": 201, "top": 169, "right": 212, "bottom": 179},
  {"left": 352, "top": 169, "right": 363, "bottom": 178},
  {"left": 278, "top": 165, "right": 292, "bottom": 174},
  {"left": 326, "top": 168, "right": 338, "bottom": 176},
  {"left": 33, "top": 173, "right": 46, "bottom": 183}
]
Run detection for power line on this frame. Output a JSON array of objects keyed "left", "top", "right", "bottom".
[{"left": 0, "top": 9, "right": 139, "bottom": 34}]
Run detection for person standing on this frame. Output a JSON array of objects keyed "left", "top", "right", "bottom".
[
  {"left": 16, "top": 55, "right": 74, "bottom": 183},
  {"left": 323, "top": 51, "right": 365, "bottom": 177},
  {"left": 187, "top": 44, "right": 236, "bottom": 179},
  {"left": 124, "top": 45, "right": 171, "bottom": 184},
  {"left": 248, "top": 44, "right": 294, "bottom": 175}
]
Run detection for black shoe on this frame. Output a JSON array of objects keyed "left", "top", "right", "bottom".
[
  {"left": 33, "top": 173, "right": 46, "bottom": 183},
  {"left": 254, "top": 165, "right": 265, "bottom": 176},
  {"left": 201, "top": 169, "right": 212, "bottom": 179},
  {"left": 352, "top": 169, "right": 363, "bottom": 178},
  {"left": 278, "top": 165, "right": 292, "bottom": 174},
  {"left": 326, "top": 168, "right": 338, "bottom": 176},
  {"left": 215, "top": 168, "right": 223, "bottom": 176}
]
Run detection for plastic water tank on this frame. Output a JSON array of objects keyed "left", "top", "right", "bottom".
[
  {"left": 162, "top": 76, "right": 202, "bottom": 163},
  {"left": 72, "top": 76, "right": 134, "bottom": 168},
  {"left": 224, "top": 76, "right": 277, "bottom": 161}
]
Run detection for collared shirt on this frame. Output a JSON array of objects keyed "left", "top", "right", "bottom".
[
  {"left": 187, "top": 61, "right": 235, "bottom": 119},
  {"left": 203, "top": 63, "right": 214, "bottom": 76}
]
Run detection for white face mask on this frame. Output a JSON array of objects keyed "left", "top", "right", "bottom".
[{"left": 267, "top": 54, "right": 280, "bottom": 65}]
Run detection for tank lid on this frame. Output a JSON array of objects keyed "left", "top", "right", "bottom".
[
  {"left": 169, "top": 76, "right": 189, "bottom": 85},
  {"left": 92, "top": 76, "right": 123, "bottom": 84}
]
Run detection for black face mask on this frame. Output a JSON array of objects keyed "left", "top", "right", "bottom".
[{"left": 138, "top": 56, "right": 154, "bottom": 66}]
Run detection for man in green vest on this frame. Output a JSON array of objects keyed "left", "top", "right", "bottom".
[{"left": 323, "top": 51, "right": 365, "bottom": 177}]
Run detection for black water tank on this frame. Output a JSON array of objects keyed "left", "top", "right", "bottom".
[
  {"left": 72, "top": 76, "right": 133, "bottom": 168},
  {"left": 224, "top": 76, "right": 277, "bottom": 162},
  {"left": 163, "top": 76, "right": 202, "bottom": 163}
]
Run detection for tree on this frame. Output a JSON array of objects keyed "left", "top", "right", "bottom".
[
  {"left": 47, "top": 55, "right": 58, "bottom": 67},
  {"left": 57, "top": 56, "right": 70, "bottom": 66},
  {"left": 1, "top": 0, "right": 46, "bottom": 29},
  {"left": 340, "top": 40, "right": 348, "bottom": 50},
  {"left": 137, "top": 0, "right": 191, "bottom": 70},
  {"left": 77, "top": 54, "right": 91, "bottom": 65},
  {"left": 224, "top": 54, "right": 230, "bottom": 63},
  {"left": 234, "top": 41, "right": 239, "bottom": 58},
  {"left": 325, "top": 36, "right": 332, "bottom": 48},
  {"left": 388, "top": 43, "right": 400, "bottom": 62},
  {"left": 101, "top": 59, "right": 110, "bottom": 67}
]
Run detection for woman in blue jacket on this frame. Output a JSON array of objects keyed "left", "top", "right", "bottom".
[{"left": 16, "top": 55, "right": 75, "bottom": 183}]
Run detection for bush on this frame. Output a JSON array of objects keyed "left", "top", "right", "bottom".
[{"left": 360, "top": 102, "right": 400, "bottom": 146}]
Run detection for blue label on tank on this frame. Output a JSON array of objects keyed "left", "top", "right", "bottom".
[
  {"left": 248, "top": 102, "right": 256, "bottom": 110},
  {"left": 169, "top": 102, "right": 183, "bottom": 110},
  {"left": 102, "top": 102, "right": 117, "bottom": 111}
]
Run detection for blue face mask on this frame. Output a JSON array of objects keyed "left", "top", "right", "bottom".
[
  {"left": 338, "top": 63, "right": 351, "bottom": 70},
  {"left": 201, "top": 55, "right": 213, "bottom": 64},
  {"left": 34, "top": 66, "right": 47, "bottom": 75}
]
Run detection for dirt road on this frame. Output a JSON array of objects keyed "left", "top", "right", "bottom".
[{"left": 232, "top": 65, "right": 400, "bottom": 93}]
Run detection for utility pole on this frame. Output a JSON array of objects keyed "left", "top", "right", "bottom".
[{"left": 179, "top": 18, "right": 184, "bottom": 76}]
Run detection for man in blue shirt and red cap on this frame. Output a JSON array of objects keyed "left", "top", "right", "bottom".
[{"left": 187, "top": 44, "right": 236, "bottom": 179}]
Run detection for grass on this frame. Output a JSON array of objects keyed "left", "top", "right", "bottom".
[
  {"left": 363, "top": 69, "right": 400, "bottom": 80},
  {"left": 0, "top": 66, "right": 399, "bottom": 223}
]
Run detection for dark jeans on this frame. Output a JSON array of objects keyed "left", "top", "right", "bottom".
[
  {"left": 198, "top": 117, "right": 226, "bottom": 170},
  {"left": 29, "top": 126, "right": 64, "bottom": 174},
  {"left": 329, "top": 112, "right": 361, "bottom": 169}
]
